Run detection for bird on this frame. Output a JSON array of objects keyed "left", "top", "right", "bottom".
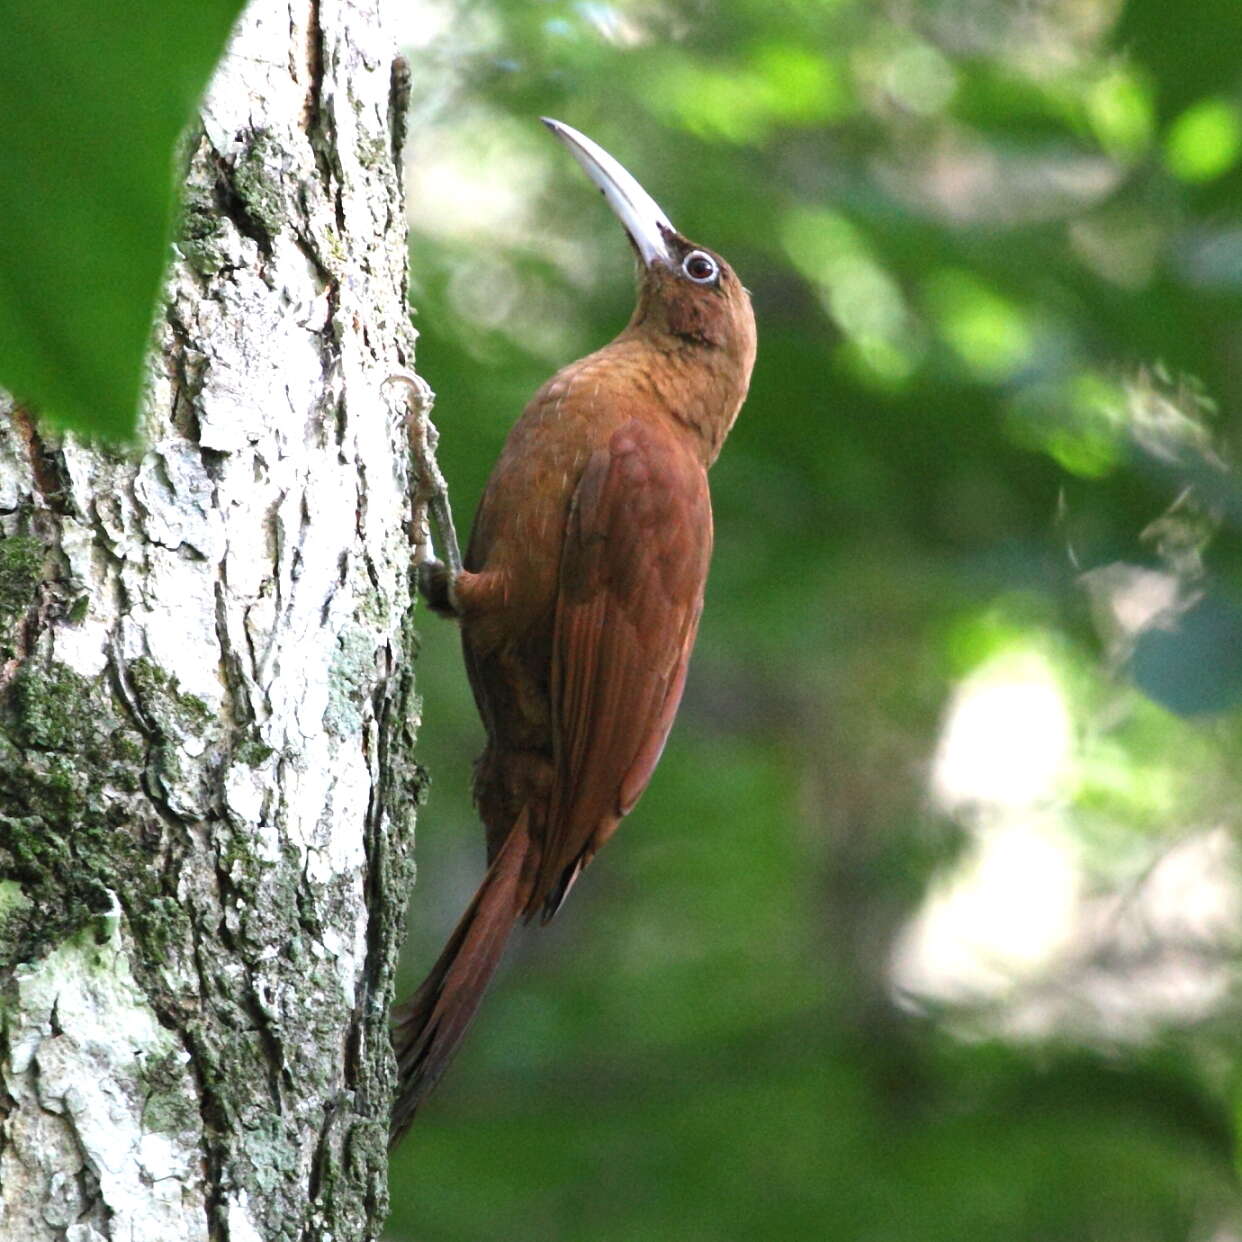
[{"left": 390, "top": 118, "right": 757, "bottom": 1144}]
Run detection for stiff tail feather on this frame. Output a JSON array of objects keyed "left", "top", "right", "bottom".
[{"left": 390, "top": 808, "right": 532, "bottom": 1146}]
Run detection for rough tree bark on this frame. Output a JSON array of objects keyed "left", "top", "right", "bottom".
[{"left": 0, "top": 2, "right": 424, "bottom": 1239}]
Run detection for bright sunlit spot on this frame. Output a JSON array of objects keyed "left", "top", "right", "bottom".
[
  {"left": 896, "top": 635, "right": 1242, "bottom": 1040},
  {"left": 932, "top": 648, "right": 1074, "bottom": 811},
  {"left": 405, "top": 120, "right": 548, "bottom": 245},
  {"left": 894, "top": 646, "right": 1081, "bottom": 1003},
  {"left": 893, "top": 816, "right": 1081, "bottom": 1001}
]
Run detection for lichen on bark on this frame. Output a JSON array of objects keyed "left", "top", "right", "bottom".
[
  {"left": 0, "top": 658, "right": 150, "bottom": 967},
  {"left": 0, "top": 533, "right": 42, "bottom": 622}
]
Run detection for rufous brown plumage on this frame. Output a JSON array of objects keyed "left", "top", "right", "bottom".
[{"left": 391, "top": 119, "right": 757, "bottom": 1144}]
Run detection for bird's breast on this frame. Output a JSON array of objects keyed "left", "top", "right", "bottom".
[{"left": 463, "top": 366, "right": 605, "bottom": 636}]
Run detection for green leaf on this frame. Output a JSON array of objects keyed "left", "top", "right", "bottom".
[
  {"left": 1086, "top": 66, "right": 1155, "bottom": 159},
  {"left": 0, "top": 2, "right": 244, "bottom": 440},
  {"left": 924, "top": 269, "right": 1034, "bottom": 383},
  {"left": 1164, "top": 97, "right": 1242, "bottom": 183}
]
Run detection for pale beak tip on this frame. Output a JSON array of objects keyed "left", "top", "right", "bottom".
[{"left": 540, "top": 116, "right": 676, "bottom": 268}]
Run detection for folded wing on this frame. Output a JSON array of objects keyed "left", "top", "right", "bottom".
[{"left": 533, "top": 418, "right": 713, "bottom": 918}]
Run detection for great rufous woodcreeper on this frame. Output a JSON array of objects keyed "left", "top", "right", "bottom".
[{"left": 390, "top": 118, "right": 757, "bottom": 1143}]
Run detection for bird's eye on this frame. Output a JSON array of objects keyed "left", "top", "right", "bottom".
[{"left": 682, "top": 251, "right": 718, "bottom": 284}]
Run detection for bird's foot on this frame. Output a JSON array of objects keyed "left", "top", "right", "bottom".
[
  {"left": 418, "top": 558, "right": 461, "bottom": 618},
  {"left": 385, "top": 369, "right": 463, "bottom": 578}
]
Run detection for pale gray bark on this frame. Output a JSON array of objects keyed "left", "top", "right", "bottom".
[{"left": 0, "top": 2, "right": 423, "bottom": 1239}]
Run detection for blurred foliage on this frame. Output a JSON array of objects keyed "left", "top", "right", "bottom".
[
  {"left": 0, "top": 1, "right": 243, "bottom": 438},
  {"left": 393, "top": 0, "right": 1242, "bottom": 1238}
]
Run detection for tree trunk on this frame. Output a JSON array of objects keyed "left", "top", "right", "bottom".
[{"left": 0, "top": 2, "right": 421, "bottom": 1239}]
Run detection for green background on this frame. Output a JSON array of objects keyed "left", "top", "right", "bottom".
[{"left": 390, "top": 1, "right": 1242, "bottom": 1238}]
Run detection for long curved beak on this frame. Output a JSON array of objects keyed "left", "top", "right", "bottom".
[{"left": 541, "top": 118, "right": 674, "bottom": 268}]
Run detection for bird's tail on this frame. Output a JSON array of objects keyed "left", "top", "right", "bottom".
[{"left": 390, "top": 808, "right": 533, "bottom": 1147}]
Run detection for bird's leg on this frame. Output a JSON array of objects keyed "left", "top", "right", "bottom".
[{"left": 385, "top": 370, "right": 464, "bottom": 616}]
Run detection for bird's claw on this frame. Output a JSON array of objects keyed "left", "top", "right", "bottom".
[
  {"left": 385, "top": 369, "right": 463, "bottom": 578},
  {"left": 386, "top": 370, "right": 439, "bottom": 498}
]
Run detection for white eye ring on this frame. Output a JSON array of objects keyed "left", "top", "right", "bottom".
[{"left": 682, "top": 250, "right": 719, "bottom": 284}]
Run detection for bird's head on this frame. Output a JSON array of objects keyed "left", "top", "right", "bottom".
[{"left": 543, "top": 119, "right": 756, "bottom": 391}]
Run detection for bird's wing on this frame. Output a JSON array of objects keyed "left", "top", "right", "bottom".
[{"left": 535, "top": 418, "right": 712, "bottom": 918}]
